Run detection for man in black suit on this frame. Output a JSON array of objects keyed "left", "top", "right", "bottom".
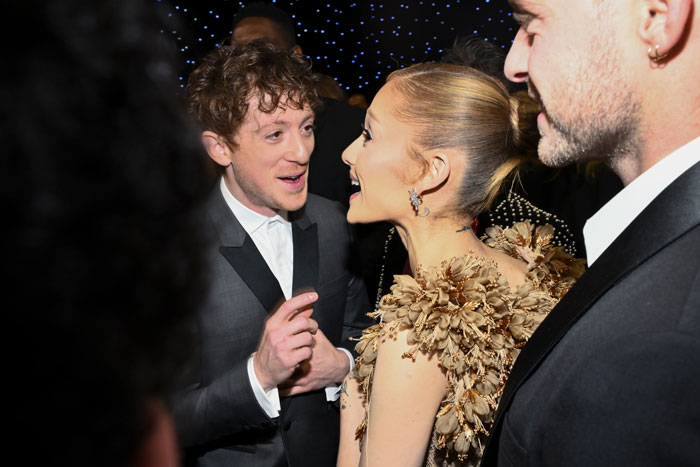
[
  {"left": 481, "top": 0, "right": 700, "bottom": 465},
  {"left": 171, "top": 40, "right": 371, "bottom": 467},
  {"left": 232, "top": 1, "right": 366, "bottom": 208}
]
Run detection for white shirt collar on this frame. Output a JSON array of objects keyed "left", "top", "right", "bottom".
[
  {"left": 219, "top": 177, "right": 289, "bottom": 234},
  {"left": 583, "top": 136, "right": 700, "bottom": 265}
]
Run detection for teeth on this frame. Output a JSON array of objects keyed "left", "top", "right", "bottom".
[{"left": 351, "top": 180, "right": 359, "bottom": 186}]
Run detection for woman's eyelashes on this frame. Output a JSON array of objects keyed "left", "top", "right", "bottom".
[{"left": 360, "top": 124, "right": 373, "bottom": 144}]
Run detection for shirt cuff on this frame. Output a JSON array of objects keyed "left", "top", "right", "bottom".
[
  {"left": 247, "top": 355, "right": 281, "bottom": 418},
  {"left": 338, "top": 346, "right": 355, "bottom": 371},
  {"left": 324, "top": 347, "right": 355, "bottom": 402}
]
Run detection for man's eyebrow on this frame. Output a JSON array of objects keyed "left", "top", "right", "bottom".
[
  {"left": 508, "top": 0, "right": 522, "bottom": 10},
  {"left": 508, "top": 0, "right": 528, "bottom": 15},
  {"left": 252, "top": 118, "right": 287, "bottom": 134},
  {"left": 508, "top": 0, "right": 536, "bottom": 26},
  {"left": 252, "top": 112, "right": 315, "bottom": 133},
  {"left": 512, "top": 11, "right": 531, "bottom": 25}
]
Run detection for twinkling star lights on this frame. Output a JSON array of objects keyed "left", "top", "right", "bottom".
[{"left": 158, "top": 0, "right": 517, "bottom": 99}]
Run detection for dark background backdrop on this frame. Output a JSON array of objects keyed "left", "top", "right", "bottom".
[{"left": 157, "top": 0, "right": 518, "bottom": 100}]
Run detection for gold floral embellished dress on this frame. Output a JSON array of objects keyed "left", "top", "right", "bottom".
[{"left": 351, "top": 222, "right": 585, "bottom": 467}]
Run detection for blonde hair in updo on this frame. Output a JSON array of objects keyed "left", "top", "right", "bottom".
[{"left": 386, "top": 63, "right": 539, "bottom": 217}]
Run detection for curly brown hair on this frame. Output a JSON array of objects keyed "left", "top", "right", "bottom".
[{"left": 186, "top": 39, "right": 320, "bottom": 150}]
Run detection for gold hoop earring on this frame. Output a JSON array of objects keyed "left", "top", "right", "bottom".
[{"left": 648, "top": 44, "right": 669, "bottom": 62}]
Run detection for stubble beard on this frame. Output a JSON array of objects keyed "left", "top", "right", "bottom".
[{"left": 534, "top": 27, "right": 643, "bottom": 171}]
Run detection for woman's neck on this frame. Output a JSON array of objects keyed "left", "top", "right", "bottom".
[{"left": 395, "top": 216, "right": 488, "bottom": 274}]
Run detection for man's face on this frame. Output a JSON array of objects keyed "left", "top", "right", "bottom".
[
  {"left": 233, "top": 17, "right": 289, "bottom": 50},
  {"left": 504, "top": 0, "right": 641, "bottom": 168},
  {"left": 222, "top": 96, "right": 315, "bottom": 217}
]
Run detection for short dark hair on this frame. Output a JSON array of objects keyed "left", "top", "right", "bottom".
[
  {"left": 442, "top": 33, "right": 523, "bottom": 93},
  {"left": 3, "top": 1, "right": 210, "bottom": 465},
  {"left": 186, "top": 39, "right": 320, "bottom": 150},
  {"left": 232, "top": 1, "right": 297, "bottom": 49}
]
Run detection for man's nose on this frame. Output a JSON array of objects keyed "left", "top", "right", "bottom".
[
  {"left": 504, "top": 27, "right": 530, "bottom": 83},
  {"left": 288, "top": 132, "right": 312, "bottom": 164}
]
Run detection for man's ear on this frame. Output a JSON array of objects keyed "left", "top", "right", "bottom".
[
  {"left": 416, "top": 151, "right": 451, "bottom": 194},
  {"left": 639, "top": 0, "right": 692, "bottom": 59},
  {"left": 292, "top": 44, "right": 303, "bottom": 56},
  {"left": 201, "top": 131, "right": 233, "bottom": 167}
]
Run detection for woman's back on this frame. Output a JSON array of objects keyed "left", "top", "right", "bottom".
[{"left": 346, "top": 222, "right": 583, "bottom": 466}]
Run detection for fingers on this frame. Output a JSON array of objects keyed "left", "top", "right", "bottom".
[
  {"left": 310, "top": 328, "right": 329, "bottom": 346},
  {"left": 281, "top": 331, "right": 316, "bottom": 353},
  {"left": 287, "top": 345, "right": 313, "bottom": 367},
  {"left": 269, "top": 292, "right": 318, "bottom": 325},
  {"left": 285, "top": 313, "right": 319, "bottom": 336},
  {"left": 256, "top": 313, "right": 317, "bottom": 386},
  {"left": 263, "top": 320, "right": 316, "bottom": 359},
  {"left": 264, "top": 314, "right": 317, "bottom": 352},
  {"left": 254, "top": 333, "right": 314, "bottom": 391}
]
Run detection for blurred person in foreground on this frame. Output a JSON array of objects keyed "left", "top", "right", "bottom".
[
  {"left": 3, "top": 0, "right": 211, "bottom": 466},
  {"left": 481, "top": 0, "right": 700, "bottom": 465}
]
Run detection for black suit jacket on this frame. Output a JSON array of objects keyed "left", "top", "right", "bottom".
[
  {"left": 481, "top": 161, "right": 700, "bottom": 466},
  {"left": 172, "top": 189, "right": 371, "bottom": 467}
]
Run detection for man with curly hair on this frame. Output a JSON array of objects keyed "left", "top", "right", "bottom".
[
  {"left": 172, "top": 40, "right": 371, "bottom": 467},
  {"left": 232, "top": 1, "right": 366, "bottom": 209}
]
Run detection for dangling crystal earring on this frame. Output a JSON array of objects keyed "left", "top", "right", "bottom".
[
  {"left": 408, "top": 188, "right": 429, "bottom": 217},
  {"left": 409, "top": 188, "right": 421, "bottom": 213}
]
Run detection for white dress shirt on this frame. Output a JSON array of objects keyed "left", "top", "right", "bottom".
[
  {"left": 220, "top": 178, "right": 352, "bottom": 418},
  {"left": 583, "top": 136, "right": 700, "bottom": 265}
]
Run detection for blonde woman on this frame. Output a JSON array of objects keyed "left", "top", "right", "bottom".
[{"left": 336, "top": 62, "right": 584, "bottom": 467}]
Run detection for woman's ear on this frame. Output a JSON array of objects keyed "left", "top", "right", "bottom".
[
  {"left": 638, "top": 0, "right": 692, "bottom": 60},
  {"left": 201, "top": 131, "right": 233, "bottom": 167},
  {"left": 416, "top": 151, "right": 451, "bottom": 194}
]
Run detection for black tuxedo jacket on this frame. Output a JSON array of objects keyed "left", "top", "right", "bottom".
[
  {"left": 172, "top": 189, "right": 371, "bottom": 467},
  {"left": 481, "top": 161, "right": 700, "bottom": 466}
]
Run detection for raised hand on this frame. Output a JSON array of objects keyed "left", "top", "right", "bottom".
[{"left": 253, "top": 292, "right": 319, "bottom": 392}]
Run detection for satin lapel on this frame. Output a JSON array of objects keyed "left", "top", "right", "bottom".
[
  {"left": 208, "top": 187, "right": 285, "bottom": 313},
  {"left": 220, "top": 240, "right": 285, "bottom": 314},
  {"left": 290, "top": 208, "right": 319, "bottom": 295},
  {"left": 484, "top": 161, "right": 700, "bottom": 459}
]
